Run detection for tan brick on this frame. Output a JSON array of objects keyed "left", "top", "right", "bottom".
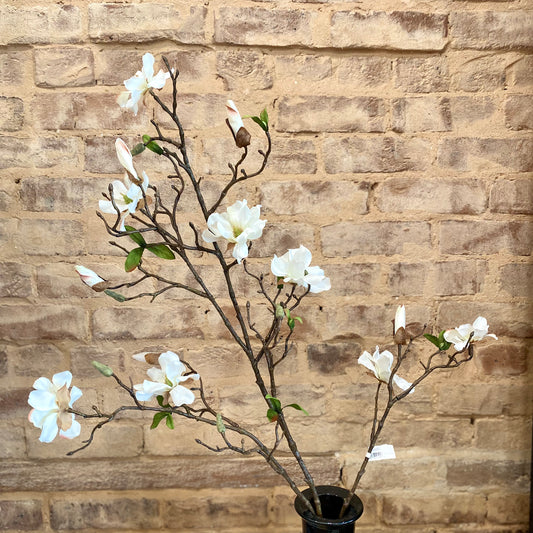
[
  {"left": 446, "top": 459, "right": 529, "bottom": 489},
  {"left": 324, "top": 137, "right": 431, "bottom": 173},
  {"left": 449, "top": 95, "right": 499, "bottom": 132},
  {"left": 0, "top": 500, "right": 43, "bottom": 530},
  {"left": 17, "top": 219, "right": 84, "bottom": 256},
  {"left": 440, "top": 220, "right": 531, "bottom": 256},
  {"left": 249, "top": 222, "right": 315, "bottom": 258},
  {"left": 388, "top": 262, "right": 427, "bottom": 296},
  {"left": 0, "top": 51, "right": 26, "bottom": 86},
  {"left": 0, "top": 5, "right": 81, "bottom": 45},
  {"left": 377, "top": 177, "right": 487, "bottom": 215},
  {"left": 434, "top": 260, "right": 487, "bottom": 296},
  {"left": 505, "top": 95, "right": 533, "bottom": 130},
  {"left": 506, "top": 55, "right": 533, "bottom": 88},
  {"left": 70, "top": 344, "right": 126, "bottom": 378},
  {"left": 490, "top": 179, "right": 533, "bottom": 214},
  {"left": 50, "top": 497, "right": 159, "bottom": 530},
  {"left": 260, "top": 181, "right": 367, "bottom": 217},
  {"left": 215, "top": 7, "right": 312, "bottom": 47},
  {"left": 331, "top": 11, "right": 447, "bottom": 51},
  {"left": 487, "top": 492, "right": 530, "bottom": 524},
  {"left": 476, "top": 342, "right": 530, "bottom": 376},
  {"left": 326, "top": 263, "right": 381, "bottom": 297},
  {"left": 337, "top": 56, "right": 392, "bottom": 89},
  {"left": 438, "top": 301, "right": 533, "bottom": 339},
  {"left": 143, "top": 420, "right": 215, "bottom": 456},
  {"left": 88, "top": 3, "right": 206, "bottom": 44},
  {"left": 217, "top": 50, "right": 273, "bottom": 91},
  {"left": 34, "top": 47, "right": 94, "bottom": 88},
  {"left": 0, "top": 425, "right": 26, "bottom": 459},
  {"left": 0, "top": 346, "right": 6, "bottom": 376},
  {"left": 0, "top": 97, "right": 23, "bottom": 131},
  {"left": 476, "top": 419, "right": 531, "bottom": 450},
  {"left": 394, "top": 56, "right": 449, "bottom": 93},
  {"left": 0, "top": 305, "right": 87, "bottom": 341},
  {"left": 438, "top": 137, "right": 533, "bottom": 171},
  {"left": 386, "top": 419, "right": 473, "bottom": 448},
  {"left": 277, "top": 96, "right": 386, "bottom": 133},
  {"left": 450, "top": 11, "right": 533, "bottom": 50},
  {"left": 499, "top": 263, "right": 533, "bottom": 298},
  {"left": 307, "top": 341, "right": 361, "bottom": 374},
  {"left": 14, "top": 344, "right": 66, "bottom": 376},
  {"left": 383, "top": 493, "right": 486, "bottom": 525},
  {"left": 393, "top": 96, "right": 451, "bottom": 132},
  {"left": 276, "top": 55, "right": 333, "bottom": 87},
  {"left": 322, "top": 221, "right": 431, "bottom": 257},
  {"left": 0, "top": 262, "right": 33, "bottom": 298}
]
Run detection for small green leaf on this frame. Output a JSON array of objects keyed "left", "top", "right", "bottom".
[
  {"left": 424, "top": 333, "right": 440, "bottom": 348},
  {"left": 150, "top": 412, "right": 168, "bottom": 429},
  {"left": 156, "top": 395, "right": 170, "bottom": 408},
  {"left": 165, "top": 414, "right": 174, "bottom": 429},
  {"left": 424, "top": 332, "right": 452, "bottom": 351},
  {"left": 104, "top": 289, "right": 126, "bottom": 302},
  {"left": 130, "top": 143, "right": 146, "bottom": 156},
  {"left": 265, "top": 394, "right": 282, "bottom": 413},
  {"left": 285, "top": 403, "right": 309, "bottom": 416},
  {"left": 125, "top": 247, "right": 144, "bottom": 272},
  {"left": 216, "top": 413, "right": 226, "bottom": 434},
  {"left": 288, "top": 317, "right": 295, "bottom": 330},
  {"left": 142, "top": 134, "right": 152, "bottom": 144},
  {"left": 124, "top": 225, "right": 146, "bottom": 246},
  {"left": 146, "top": 244, "right": 175, "bottom": 260},
  {"left": 294, "top": 316, "right": 303, "bottom": 324},
  {"left": 251, "top": 115, "right": 268, "bottom": 132},
  {"left": 146, "top": 140, "right": 163, "bottom": 155},
  {"left": 91, "top": 360, "right": 113, "bottom": 377},
  {"left": 260, "top": 108, "right": 269, "bottom": 125},
  {"left": 266, "top": 408, "right": 279, "bottom": 422},
  {"left": 277, "top": 276, "right": 284, "bottom": 290}
]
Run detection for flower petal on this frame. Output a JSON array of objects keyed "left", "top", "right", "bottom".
[
  {"left": 39, "top": 411, "right": 59, "bottom": 443},
  {"left": 169, "top": 385, "right": 196, "bottom": 406}
]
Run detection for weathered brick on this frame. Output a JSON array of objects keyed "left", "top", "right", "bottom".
[
  {"left": 217, "top": 50, "right": 273, "bottom": 91},
  {"left": 506, "top": 55, "right": 533, "bottom": 88},
  {"left": 0, "top": 96, "right": 24, "bottom": 131},
  {"left": 388, "top": 262, "right": 427, "bottom": 296},
  {"left": 71, "top": 344, "right": 126, "bottom": 378},
  {"left": 0, "top": 305, "right": 87, "bottom": 341},
  {"left": 487, "top": 492, "right": 530, "bottom": 524},
  {"left": 434, "top": 260, "right": 487, "bottom": 296},
  {"left": 260, "top": 181, "right": 367, "bottom": 217},
  {"left": 326, "top": 263, "right": 381, "bottom": 296},
  {"left": 277, "top": 55, "right": 333, "bottom": 87},
  {"left": 438, "top": 301, "right": 533, "bottom": 339},
  {"left": 88, "top": 3, "right": 206, "bottom": 44},
  {"left": 449, "top": 95, "right": 498, "bottom": 132},
  {"left": 34, "top": 47, "right": 94, "bottom": 87},
  {"left": 277, "top": 96, "right": 386, "bottom": 133},
  {"left": 14, "top": 344, "right": 66, "bottom": 376},
  {"left": 0, "top": 499, "right": 42, "bottom": 530},
  {"left": 337, "top": 56, "right": 392, "bottom": 89},
  {"left": 50, "top": 497, "right": 159, "bottom": 530},
  {"left": 0, "top": 425, "right": 26, "bottom": 459},
  {"left": 499, "top": 263, "right": 533, "bottom": 298},
  {"left": 450, "top": 11, "right": 533, "bottom": 50},
  {"left": 307, "top": 341, "right": 361, "bottom": 374},
  {"left": 476, "top": 342, "right": 530, "bottom": 376},
  {"left": 505, "top": 95, "right": 533, "bottom": 130},
  {"left": 324, "top": 137, "right": 431, "bottom": 173},
  {"left": 331, "top": 11, "right": 447, "bottom": 51},
  {"left": 16, "top": 219, "right": 84, "bottom": 256},
  {"left": 249, "top": 222, "right": 315, "bottom": 258},
  {"left": 440, "top": 220, "right": 531, "bottom": 256},
  {"left": 490, "top": 179, "right": 533, "bottom": 214},
  {"left": 0, "top": 262, "right": 33, "bottom": 298},
  {"left": 215, "top": 7, "right": 312, "bottom": 47},
  {"left": 0, "top": 5, "right": 81, "bottom": 45},
  {"left": 382, "top": 493, "right": 486, "bottom": 525},
  {"left": 476, "top": 419, "right": 532, "bottom": 450},
  {"left": 393, "top": 96, "right": 451, "bottom": 132},
  {"left": 0, "top": 51, "right": 26, "bottom": 86},
  {"left": 437, "top": 138, "right": 533, "bottom": 171},
  {"left": 377, "top": 177, "right": 487, "bottom": 214},
  {"left": 394, "top": 56, "right": 449, "bottom": 92},
  {"left": 321, "top": 222, "right": 431, "bottom": 257},
  {"left": 446, "top": 459, "right": 530, "bottom": 489},
  {"left": 0, "top": 347, "right": 6, "bottom": 376}
]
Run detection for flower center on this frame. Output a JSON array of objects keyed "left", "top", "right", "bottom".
[{"left": 122, "top": 194, "right": 133, "bottom": 205}]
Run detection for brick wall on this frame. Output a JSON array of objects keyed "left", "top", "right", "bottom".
[{"left": 0, "top": 0, "right": 531, "bottom": 531}]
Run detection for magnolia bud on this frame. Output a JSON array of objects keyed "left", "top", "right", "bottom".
[
  {"left": 92, "top": 361, "right": 113, "bottom": 377},
  {"left": 275, "top": 304, "right": 285, "bottom": 320},
  {"left": 235, "top": 126, "right": 251, "bottom": 148}
]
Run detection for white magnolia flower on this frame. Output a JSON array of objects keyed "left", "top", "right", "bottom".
[
  {"left": 99, "top": 139, "right": 149, "bottom": 231},
  {"left": 134, "top": 351, "right": 199, "bottom": 407},
  {"left": 394, "top": 305, "right": 406, "bottom": 333},
  {"left": 444, "top": 316, "right": 498, "bottom": 351},
  {"left": 28, "top": 371, "right": 82, "bottom": 443},
  {"left": 202, "top": 199, "right": 266, "bottom": 263},
  {"left": 226, "top": 100, "right": 244, "bottom": 136},
  {"left": 271, "top": 245, "right": 331, "bottom": 294},
  {"left": 358, "top": 346, "right": 412, "bottom": 392},
  {"left": 117, "top": 52, "right": 171, "bottom": 115},
  {"left": 75, "top": 265, "right": 106, "bottom": 289}
]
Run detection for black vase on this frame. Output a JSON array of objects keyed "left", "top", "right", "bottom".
[{"left": 294, "top": 485, "right": 364, "bottom": 533}]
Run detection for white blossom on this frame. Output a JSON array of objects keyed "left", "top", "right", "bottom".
[
  {"left": 358, "top": 346, "right": 412, "bottom": 392},
  {"left": 28, "top": 371, "right": 82, "bottom": 443},
  {"left": 444, "top": 316, "right": 498, "bottom": 351},
  {"left": 75, "top": 265, "right": 105, "bottom": 289},
  {"left": 134, "top": 351, "right": 199, "bottom": 407},
  {"left": 226, "top": 100, "right": 244, "bottom": 136},
  {"left": 202, "top": 199, "right": 266, "bottom": 263},
  {"left": 271, "top": 245, "right": 331, "bottom": 294},
  {"left": 117, "top": 53, "right": 171, "bottom": 115},
  {"left": 394, "top": 305, "right": 406, "bottom": 333}
]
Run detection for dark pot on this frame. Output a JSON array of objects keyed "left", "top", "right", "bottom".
[{"left": 294, "top": 485, "right": 364, "bottom": 533}]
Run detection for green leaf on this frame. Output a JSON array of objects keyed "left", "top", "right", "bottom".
[
  {"left": 285, "top": 403, "right": 309, "bottom": 416},
  {"left": 277, "top": 276, "right": 284, "bottom": 290},
  {"left": 165, "top": 414, "right": 174, "bottom": 429},
  {"left": 125, "top": 247, "right": 144, "bottom": 272},
  {"left": 260, "top": 108, "right": 269, "bottom": 126},
  {"left": 146, "top": 244, "right": 175, "bottom": 260},
  {"left": 251, "top": 115, "right": 268, "bottom": 132},
  {"left": 130, "top": 143, "right": 146, "bottom": 156},
  {"left": 294, "top": 316, "right": 303, "bottom": 324},
  {"left": 156, "top": 395, "right": 170, "bottom": 408},
  {"left": 91, "top": 360, "right": 113, "bottom": 377},
  {"left": 266, "top": 408, "right": 279, "bottom": 422},
  {"left": 424, "top": 333, "right": 440, "bottom": 348},
  {"left": 124, "top": 225, "right": 146, "bottom": 247},
  {"left": 104, "top": 289, "right": 126, "bottom": 302},
  {"left": 142, "top": 134, "right": 152, "bottom": 144},
  {"left": 150, "top": 412, "right": 168, "bottom": 429},
  {"left": 216, "top": 413, "right": 226, "bottom": 434},
  {"left": 424, "top": 332, "right": 452, "bottom": 351},
  {"left": 287, "top": 317, "right": 295, "bottom": 331},
  {"left": 146, "top": 140, "right": 163, "bottom": 155},
  {"left": 265, "top": 394, "right": 282, "bottom": 413}
]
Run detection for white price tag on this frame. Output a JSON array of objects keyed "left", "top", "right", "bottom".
[{"left": 368, "top": 444, "right": 396, "bottom": 461}]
